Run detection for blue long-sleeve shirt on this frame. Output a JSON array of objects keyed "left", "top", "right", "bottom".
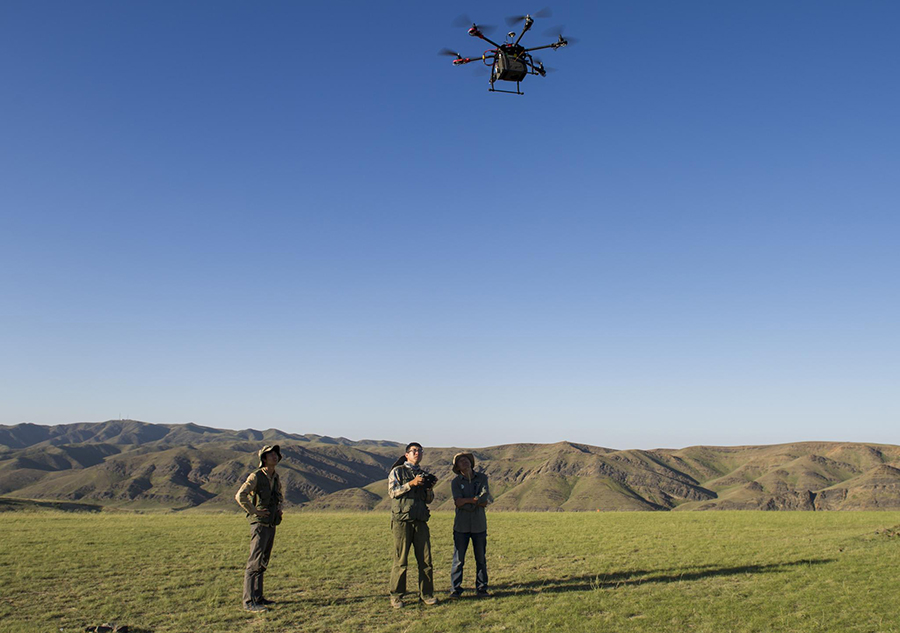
[{"left": 451, "top": 471, "right": 492, "bottom": 533}]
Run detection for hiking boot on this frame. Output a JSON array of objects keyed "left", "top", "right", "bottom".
[
  {"left": 258, "top": 598, "right": 276, "bottom": 606},
  {"left": 244, "top": 602, "right": 268, "bottom": 612},
  {"left": 422, "top": 595, "right": 439, "bottom": 606},
  {"left": 448, "top": 590, "right": 462, "bottom": 600},
  {"left": 476, "top": 589, "right": 492, "bottom": 598},
  {"left": 390, "top": 595, "right": 404, "bottom": 609}
]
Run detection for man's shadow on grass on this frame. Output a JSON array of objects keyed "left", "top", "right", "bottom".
[
  {"left": 275, "top": 559, "right": 837, "bottom": 606},
  {"left": 490, "top": 558, "right": 836, "bottom": 597}
]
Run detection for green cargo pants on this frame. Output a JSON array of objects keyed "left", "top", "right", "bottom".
[
  {"left": 390, "top": 519, "right": 434, "bottom": 599},
  {"left": 243, "top": 523, "right": 275, "bottom": 607}
]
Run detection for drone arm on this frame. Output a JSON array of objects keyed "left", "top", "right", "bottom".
[
  {"left": 523, "top": 56, "right": 545, "bottom": 76},
  {"left": 514, "top": 17, "right": 533, "bottom": 46},
  {"left": 523, "top": 43, "right": 559, "bottom": 52},
  {"left": 475, "top": 33, "right": 503, "bottom": 49}
]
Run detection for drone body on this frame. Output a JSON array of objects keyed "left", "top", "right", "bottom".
[{"left": 441, "top": 11, "right": 571, "bottom": 95}]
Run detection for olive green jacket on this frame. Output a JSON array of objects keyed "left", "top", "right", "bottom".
[
  {"left": 235, "top": 468, "right": 283, "bottom": 527},
  {"left": 388, "top": 464, "right": 433, "bottom": 523}
]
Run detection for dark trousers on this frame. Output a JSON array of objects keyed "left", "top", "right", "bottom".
[
  {"left": 243, "top": 523, "right": 276, "bottom": 606},
  {"left": 451, "top": 530, "right": 487, "bottom": 593},
  {"left": 390, "top": 520, "right": 434, "bottom": 598}
]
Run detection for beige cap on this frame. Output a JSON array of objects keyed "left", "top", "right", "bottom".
[{"left": 452, "top": 452, "right": 476, "bottom": 475}]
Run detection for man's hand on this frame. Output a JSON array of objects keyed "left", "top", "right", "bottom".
[{"left": 409, "top": 475, "right": 425, "bottom": 487}]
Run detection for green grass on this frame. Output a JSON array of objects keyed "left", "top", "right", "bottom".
[{"left": 1, "top": 511, "right": 898, "bottom": 632}]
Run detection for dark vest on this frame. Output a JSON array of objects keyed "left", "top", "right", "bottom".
[
  {"left": 248, "top": 468, "right": 282, "bottom": 527},
  {"left": 391, "top": 466, "right": 431, "bottom": 523}
]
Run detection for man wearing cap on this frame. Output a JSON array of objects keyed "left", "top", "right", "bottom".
[
  {"left": 449, "top": 452, "right": 493, "bottom": 599},
  {"left": 235, "top": 445, "right": 284, "bottom": 612},
  {"left": 387, "top": 442, "right": 437, "bottom": 608}
]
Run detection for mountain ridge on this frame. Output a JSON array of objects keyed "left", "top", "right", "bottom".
[{"left": 1, "top": 420, "right": 898, "bottom": 512}]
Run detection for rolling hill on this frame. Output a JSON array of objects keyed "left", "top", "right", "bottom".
[{"left": 1, "top": 420, "right": 898, "bottom": 511}]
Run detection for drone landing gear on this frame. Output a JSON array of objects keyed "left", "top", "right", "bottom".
[{"left": 488, "top": 80, "right": 523, "bottom": 95}]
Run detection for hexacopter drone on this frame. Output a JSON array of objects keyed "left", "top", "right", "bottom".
[{"left": 440, "top": 10, "right": 572, "bottom": 95}]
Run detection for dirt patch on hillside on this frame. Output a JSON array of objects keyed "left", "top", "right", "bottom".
[
  {"left": 874, "top": 524, "right": 900, "bottom": 538},
  {"left": 0, "top": 496, "right": 102, "bottom": 513}
]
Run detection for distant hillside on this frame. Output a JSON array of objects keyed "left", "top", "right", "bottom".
[
  {"left": 0, "top": 420, "right": 398, "bottom": 450},
  {"left": 1, "top": 420, "right": 898, "bottom": 512}
]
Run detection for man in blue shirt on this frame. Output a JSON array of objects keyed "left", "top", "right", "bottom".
[{"left": 449, "top": 451, "right": 493, "bottom": 598}]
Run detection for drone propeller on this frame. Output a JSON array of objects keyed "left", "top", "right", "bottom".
[
  {"left": 505, "top": 7, "right": 552, "bottom": 26},
  {"left": 451, "top": 14, "right": 496, "bottom": 34},
  {"left": 542, "top": 25, "right": 578, "bottom": 45},
  {"left": 467, "top": 63, "right": 486, "bottom": 78},
  {"left": 438, "top": 48, "right": 482, "bottom": 66},
  {"left": 533, "top": 57, "right": 557, "bottom": 75}
]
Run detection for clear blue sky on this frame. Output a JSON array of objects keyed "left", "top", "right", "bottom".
[{"left": 2, "top": 1, "right": 898, "bottom": 449}]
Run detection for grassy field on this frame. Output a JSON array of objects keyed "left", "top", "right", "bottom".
[{"left": 1, "top": 511, "right": 898, "bottom": 633}]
